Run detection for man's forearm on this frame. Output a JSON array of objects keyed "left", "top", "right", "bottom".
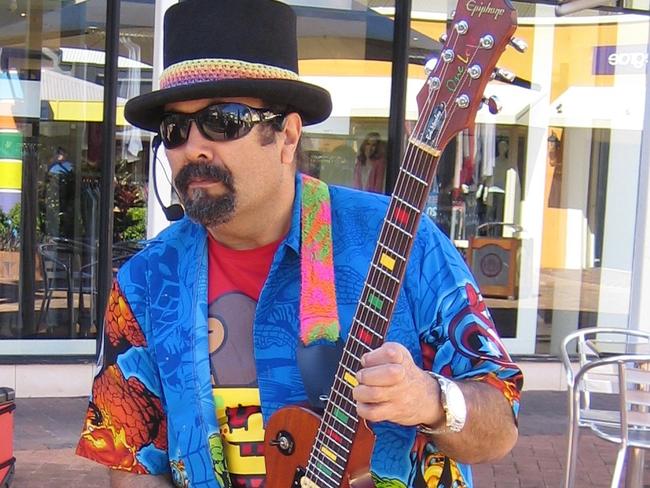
[
  {"left": 430, "top": 380, "right": 518, "bottom": 464},
  {"left": 110, "top": 469, "right": 174, "bottom": 488}
]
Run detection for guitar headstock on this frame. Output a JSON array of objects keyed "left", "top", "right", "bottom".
[{"left": 414, "top": 0, "right": 518, "bottom": 153}]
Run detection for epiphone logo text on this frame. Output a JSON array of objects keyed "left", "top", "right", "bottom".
[{"left": 466, "top": 0, "right": 505, "bottom": 20}]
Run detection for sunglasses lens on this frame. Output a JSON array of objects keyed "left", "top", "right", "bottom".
[
  {"left": 199, "top": 104, "right": 254, "bottom": 141},
  {"left": 160, "top": 114, "right": 189, "bottom": 149},
  {"left": 160, "top": 103, "right": 272, "bottom": 148}
]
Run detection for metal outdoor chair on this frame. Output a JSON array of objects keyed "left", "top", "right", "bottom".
[
  {"left": 561, "top": 327, "right": 650, "bottom": 488},
  {"left": 37, "top": 239, "right": 96, "bottom": 337},
  {"left": 565, "top": 354, "right": 650, "bottom": 488}
]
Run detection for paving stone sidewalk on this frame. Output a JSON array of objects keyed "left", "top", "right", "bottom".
[{"left": 9, "top": 392, "right": 649, "bottom": 487}]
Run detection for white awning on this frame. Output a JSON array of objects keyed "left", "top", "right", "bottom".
[
  {"left": 549, "top": 85, "right": 645, "bottom": 130},
  {"left": 303, "top": 75, "right": 544, "bottom": 129}
]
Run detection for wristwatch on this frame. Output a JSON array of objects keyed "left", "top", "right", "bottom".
[{"left": 417, "top": 372, "right": 467, "bottom": 435}]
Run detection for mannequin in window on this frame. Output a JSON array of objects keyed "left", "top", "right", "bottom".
[
  {"left": 353, "top": 132, "right": 386, "bottom": 193},
  {"left": 45, "top": 146, "right": 76, "bottom": 238},
  {"left": 489, "top": 139, "right": 520, "bottom": 225}
]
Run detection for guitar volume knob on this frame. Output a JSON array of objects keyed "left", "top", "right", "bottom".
[{"left": 269, "top": 430, "right": 295, "bottom": 456}]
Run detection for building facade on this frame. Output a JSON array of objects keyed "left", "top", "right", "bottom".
[{"left": 0, "top": 0, "right": 649, "bottom": 395}]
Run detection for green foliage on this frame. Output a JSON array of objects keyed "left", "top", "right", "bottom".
[
  {"left": 0, "top": 203, "right": 21, "bottom": 251},
  {"left": 113, "top": 159, "right": 146, "bottom": 242},
  {"left": 121, "top": 207, "right": 146, "bottom": 241}
]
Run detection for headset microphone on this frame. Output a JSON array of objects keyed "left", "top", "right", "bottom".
[{"left": 152, "top": 135, "right": 185, "bottom": 221}]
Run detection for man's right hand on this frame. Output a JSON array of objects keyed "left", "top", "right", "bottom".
[{"left": 110, "top": 470, "right": 174, "bottom": 487}]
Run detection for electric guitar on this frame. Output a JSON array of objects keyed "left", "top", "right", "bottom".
[{"left": 265, "top": 1, "right": 519, "bottom": 486}]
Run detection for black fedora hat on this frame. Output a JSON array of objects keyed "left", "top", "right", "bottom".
[{"left": 124, "top": 0, "right": 332, "bottom": 131}]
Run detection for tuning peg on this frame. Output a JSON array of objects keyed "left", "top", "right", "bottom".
[
  {"left": 424, "top": 58, "right": 438, "bottom": 76},
  {"left": 509, "top": 37, "right": 528, "bottom": 53},
  {"left": 492, "top": 67, "right": 516, "bottom": 84},
  {"left": 482, "top": 96, "right": 502, "bottom": 115},
  {"left": 439, "top": 33, "right": 448, "bottom": 43}
]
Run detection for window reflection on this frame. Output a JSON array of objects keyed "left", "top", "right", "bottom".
[{"left": 0, "top": 0, "right": 153, "bottom": 342}]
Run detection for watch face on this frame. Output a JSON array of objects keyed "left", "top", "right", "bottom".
[{"left": 446, "top": 382, "right": 467, "bottom": 424}]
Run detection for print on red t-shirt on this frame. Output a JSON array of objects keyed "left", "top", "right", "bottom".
[{"left": 208, "top": 235, "right": 281, "bottom": 486}]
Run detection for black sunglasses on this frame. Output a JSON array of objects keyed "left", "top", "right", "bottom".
[{"left": 159, "top": 102, "right": 284, "bottom": 149}]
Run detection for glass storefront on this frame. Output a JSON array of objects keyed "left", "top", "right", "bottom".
[
  {"left": 0, "top": 0, "right": 152, "bottom": 351},
  {"left": 0, "top": 0, "right": 648, "bottom": 358},
  {"left": 400, "top": 2, "right": 649, "bottom": 354}
]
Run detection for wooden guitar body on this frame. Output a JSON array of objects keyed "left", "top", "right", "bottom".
[{"left": 264, "top": 406, "right": 376, "bottom": 488}]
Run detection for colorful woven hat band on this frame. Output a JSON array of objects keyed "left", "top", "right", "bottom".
[{"left": 159, "top": 58, "right": 300, "bottom": 90}]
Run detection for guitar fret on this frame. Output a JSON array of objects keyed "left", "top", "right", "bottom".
[
  {"left": 400, "top": 166, "right": 429, "bottom": 186},
  {"left": 330, "top": 376, "right": 354, "bottom": 398},
  {"left": 393, "top": 195, "right": 421, "bottom": 214},
  {"left": 360, "top": 301, "right": 389, "bottom": 322},
  {"left": 385, "top": 219, "right": 414, "bottom": 238},
  {"left": 353, "top": 319, "right": 384, "bottom": 339},
  {"left": 315, "top": 434, "right": 351, "bottom": 455},
  {"left": 348, "top": 334, "right": 373, "bottom": 352},
  {"left": 366, "top": 284, "right": 394, "bottom": 304},
  {"left": 370, "top": 263, "right": 401, "bottom": 283},
  {"left": 378, "top": 243, "right": 406, "bottom": 262},
  {"left": 339, "top": 361, "right": 358, "bottom": 375},
  {"left": 331, "top": 391, "right": 356, "bottom": 409},
  {"left": 315, "top": 444, "right": 348, "bottom": 472},
  {"left": 322, "top": 420, "right": 353, "bottom": 444},
  {"left": 308, "top": 463, "right": 339, "bottom": 488},
  {"left": 325, "top": 408, "right": 357, "bottom": 433}
]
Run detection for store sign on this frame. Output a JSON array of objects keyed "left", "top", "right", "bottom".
[{"left": 593, "top": 45, "right": 648, "bottom": 75}]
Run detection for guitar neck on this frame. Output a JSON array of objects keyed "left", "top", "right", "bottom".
[{"left": 304, "top": 143, "right": 440, "bottom": 486}]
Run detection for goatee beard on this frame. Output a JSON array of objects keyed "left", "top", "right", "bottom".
[{"left": 174, "top": 161, "right": 236, "bottom": 227}]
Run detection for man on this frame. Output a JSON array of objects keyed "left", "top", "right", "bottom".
[{"left": 77, "top": 1, "right": 523, "bottom": 487}]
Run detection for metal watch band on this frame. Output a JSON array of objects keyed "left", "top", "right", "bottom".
[{"left": 416, "top": 371, "right": 466, "bottom": 435}]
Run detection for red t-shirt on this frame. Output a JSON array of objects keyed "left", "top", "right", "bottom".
[{"left": 208, "top": 234, "right": 281, "bottom": 487}]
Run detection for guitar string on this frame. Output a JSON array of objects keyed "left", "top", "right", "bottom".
[
  {"left": 303, "top": 32, "right": 480, "bottom": 484},
  {"left": 303, "top": 24, "right": 495, "bottom": 484},
  {"left": 303, "top": 27, "right": 469, "bottom": 484}
]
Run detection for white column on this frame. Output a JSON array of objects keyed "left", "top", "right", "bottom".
[
  {"left": 146, "top": 0, "right": 179, "bottom": 239},
  {"left": 598, "top": 18, "right": 649, "bottom": 329},
  {"left": 504, "top": 4, "right": 556, "bottom": 354},
  {"left": 627, "top": 20, "right": 650, "bottom": 335}
]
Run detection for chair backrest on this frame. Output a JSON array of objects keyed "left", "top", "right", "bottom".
[
  {"left": 38, "top": 241, "right": 77, "bottom": 292},
  {"left": 38, "top": 239, "right": 96, "bottom": 292},
  {"left": 573, "top": 354, "right": 650, "bottom": 443},
  {"left": 618, "top": 356, "right": 650, "bottom": 442},
  {"left": 561, "top": 328, "right": 650, "bottom": 411}
]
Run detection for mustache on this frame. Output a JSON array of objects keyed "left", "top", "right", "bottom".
[{"left": 174, "top": 161, "right": 234, "bottom": 195}]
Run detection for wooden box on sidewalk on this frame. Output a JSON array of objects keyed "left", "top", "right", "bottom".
[{"left": 467, "top": 237, "right": 520, "bottom": 299}]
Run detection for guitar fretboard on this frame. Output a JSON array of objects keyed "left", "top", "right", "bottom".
[{"left": 303, "top": 144, "right": 439, "bottom": 488}]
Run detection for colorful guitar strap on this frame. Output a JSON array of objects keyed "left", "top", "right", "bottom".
[{"left": 299, "top": 174, "right": 341, "bottom": 346}]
